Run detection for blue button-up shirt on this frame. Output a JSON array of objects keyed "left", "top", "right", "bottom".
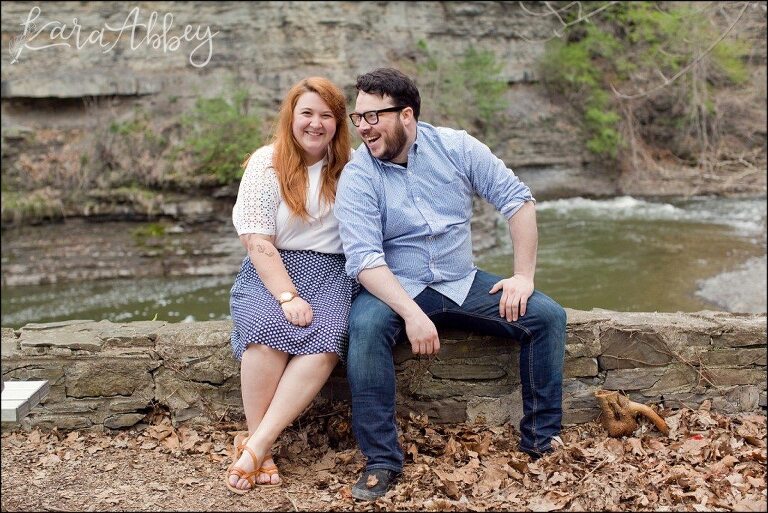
[{"left": 335, "top": 122, "right": 535, "bottom": 306}]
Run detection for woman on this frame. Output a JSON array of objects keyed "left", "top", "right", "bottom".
[{"left": 226, "top": 77, "right": 354, "bottom": 494}]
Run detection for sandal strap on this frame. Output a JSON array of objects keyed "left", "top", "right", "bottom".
[
  {"left": 258, "top": 464, "right": 279, "bottom": 475},
  {"left": 227, "top": 464, "right": 258, "bottom": 487},
  {"left": 241, "top": 445, "right": 259, "bottom": 466},
  {"left": 227, "top": 445, "right": 263, "bottom": 488}
]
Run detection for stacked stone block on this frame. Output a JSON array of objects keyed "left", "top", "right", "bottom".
[{"left": 1, "top": 310, "right": 765, "bottom": 431}]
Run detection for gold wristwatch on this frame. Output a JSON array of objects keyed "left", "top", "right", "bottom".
[{"left": 278, "top": 291, "right": 297, "bottom": 305}]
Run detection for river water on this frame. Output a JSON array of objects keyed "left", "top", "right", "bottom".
[{"left": 1, "top": 196, "right": 765, "bottom": 328}]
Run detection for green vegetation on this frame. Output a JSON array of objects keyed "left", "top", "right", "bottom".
[
  {"left": 182, "top": 88, "right": 264, "bottom": 184},
  {"left": 538, "top": 1, "right": 750, "bottom": 164},
  {"left": 132, "top": 222, "right": 167, "bottom": 240},
  {"left": 404, "top": 41, "right": 509, "bottom": 147},
  {"left": 0, "top": 190, "right": 64, "bottom": 225}
]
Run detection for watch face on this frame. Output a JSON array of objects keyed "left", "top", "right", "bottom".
[{"left": 279, "top": 292, "right": 294, "bottom": 303}]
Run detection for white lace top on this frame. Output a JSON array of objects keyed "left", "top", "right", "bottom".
[{"left": 232, "top": 144, "right": 344, "bottom": 254}]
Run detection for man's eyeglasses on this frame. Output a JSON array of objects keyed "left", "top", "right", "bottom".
[{"left": 349, "top": 106, "right": 406, "bottom": 127}]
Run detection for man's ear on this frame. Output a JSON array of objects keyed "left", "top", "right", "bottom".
[{"left": 401, "top": 106, "right": 416, "bottom": 125}]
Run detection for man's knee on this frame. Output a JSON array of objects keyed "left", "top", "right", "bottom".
[{"left": 534, "top": 294, "right": 567, "bottom": 330}]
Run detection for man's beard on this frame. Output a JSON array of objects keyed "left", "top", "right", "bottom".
[{"left": 371, "top": 121, "right": 408, "bottom": 163}]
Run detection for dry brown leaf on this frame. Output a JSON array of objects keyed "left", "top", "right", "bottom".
[
  {"left": 605, "top": 437, "right": 625, "bottom": 457},
  {"left": 731, "top": 496, "right": 768, "bottom": 512},
  {"left": 433, "top": 469, "right": 462, "bottom": 500},
  {"left": 313, "top": 450, "right": 336, "bottom": 471},
  {"left": 444, "top": 436, "right": 460, "bottom": 458},
  {"left": 743, "top": 435, "right": 765, "bottom": 448},
  {"left": 528, "top": 491, "right": 570, "bottom": 512},
  {"left": 162, "top": 433, "right": 180, "bottom": 452},
  {"left": 366, "top": 473, "right": 379, "bottom": 488},
  {"left": 179, "top": 429, "right": 200, "bottom": 451},
  {"left": 406, "top": 443, "right": 419, "bottom": 462},
  {"left": 336, "top": 449, "right": 356, "bottom": 464},
  {"left": 625, "top": 437, "right": 646, "bottom": 457},
  {"left": 338, "top": 486, "right": 353, "bottom": 500}
]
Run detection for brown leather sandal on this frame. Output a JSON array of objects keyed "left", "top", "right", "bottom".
[
  {"left": 255, "top": 461, "right": 282, "bottom": 488},
  {"left": 225, "top": 444, "right": 262, "bottom": 494},
  {"left": 233, "top": 432, "right": 282, "bottom": 488}
]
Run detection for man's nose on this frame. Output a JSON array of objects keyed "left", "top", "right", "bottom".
[{"left": 357, "top": 117, "right": 372, "bottom": 131}]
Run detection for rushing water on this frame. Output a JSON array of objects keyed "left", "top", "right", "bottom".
[
  {"left": 479, "top": 196, "right": 766, "bottom": 313},
  {"left": 1, "top": 196, "right": 765, "bottom": 328}
]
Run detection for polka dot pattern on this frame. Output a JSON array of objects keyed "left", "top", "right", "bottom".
[{"left": 230, "top": 250, "right": 358, "bottom": 362}]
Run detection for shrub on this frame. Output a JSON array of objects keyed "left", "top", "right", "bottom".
[{"left": 182, "top": 88, "right": 264, "bottom": 184}]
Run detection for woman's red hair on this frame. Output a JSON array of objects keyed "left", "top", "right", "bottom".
[{"left": 243, "top": 77, "right": 351, "bottom": 220}]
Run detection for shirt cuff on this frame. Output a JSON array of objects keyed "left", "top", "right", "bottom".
[
  {"left": 501, "top": 197, "right": 536, "bottom": 220},
  {"left": 354, "top": 254, "right": 387, "bottom": 281}
]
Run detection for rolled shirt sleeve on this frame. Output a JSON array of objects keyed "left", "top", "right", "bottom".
[
  {"left": 335, "top": 161, "right": 387, "bottom": 280},
  {"left": 462, "top": 131, "right": 535, "bottom": 219}
]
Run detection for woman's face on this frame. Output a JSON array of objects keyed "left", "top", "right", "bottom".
[{"left": 292, "top": 92, "right": 337, "bottom": 165}]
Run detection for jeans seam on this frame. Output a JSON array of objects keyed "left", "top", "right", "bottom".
[
  {"left": 365, "top": 464, "right": 401, "bottom": 473},
  {"left": 528, "top": 334, "right": 538, "bottom": 452},
  {"left": 445, "top": 311, "right": 534, "bottom": 339}
]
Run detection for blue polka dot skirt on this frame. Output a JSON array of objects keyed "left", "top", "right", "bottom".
[{"left": 230, "top": 250, "right": 358, "bottom": 363}]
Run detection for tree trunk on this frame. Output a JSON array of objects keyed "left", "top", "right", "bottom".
[{"left": 594, "top": 390, "right": 670, "bottom": 437}]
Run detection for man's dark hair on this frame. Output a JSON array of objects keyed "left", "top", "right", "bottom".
[{"left": 355, "top": 68, "right": 421, "bottom": 121}]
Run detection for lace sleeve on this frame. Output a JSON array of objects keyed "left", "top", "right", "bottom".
[{"left": 232, "top": 146, "right": 279, "bottom": 236}]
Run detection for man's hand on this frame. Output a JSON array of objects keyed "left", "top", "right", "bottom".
[
  {"left": 489, "top": 274, "right": 534, "bottom": 322},
  {"left": 405, "top": 311, "right": 440, "bottom": 355}
]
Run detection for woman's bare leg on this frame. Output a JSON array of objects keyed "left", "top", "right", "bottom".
[
  {"left": 230, "top": 352, "right": 339, "bottom": 490},
  {"left": 232, "top": 344, "right": 289, "bottom": 487}
]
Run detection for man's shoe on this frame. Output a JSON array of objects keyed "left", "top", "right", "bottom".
[
  {"left": 523, "top": 435, "right": 564, "bottom": 460},
  {"left": 351, "top": 469, "right": 400, "bottom": 501}
]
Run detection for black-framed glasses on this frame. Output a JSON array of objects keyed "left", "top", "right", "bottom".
[{"left": 349, "top": 106, "right": 406, "bottom": 127}]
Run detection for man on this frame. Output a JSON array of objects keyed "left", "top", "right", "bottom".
[{"left": 335, "top": 67, "right": 567, "bottom": 501}]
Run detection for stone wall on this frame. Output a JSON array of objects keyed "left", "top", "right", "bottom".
[{"left": 2, "top": 310, "right": 765, "bottom": 431}]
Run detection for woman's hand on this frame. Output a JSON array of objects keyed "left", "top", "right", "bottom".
[{"left": 281, "top": 297, "right": 313, "bottom": 327}]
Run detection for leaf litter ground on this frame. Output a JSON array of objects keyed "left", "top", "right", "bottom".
[{"left": 1, "top": 399, "right": 765, "bottom": 512}]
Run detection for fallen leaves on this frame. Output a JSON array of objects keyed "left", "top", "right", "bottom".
[{"left": 0, "top": 400, "right": 765, "bottom": 512}]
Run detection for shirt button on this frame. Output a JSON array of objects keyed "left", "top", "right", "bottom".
[{"left": 416, "top": 197, "right": 421, "bottom": 201}]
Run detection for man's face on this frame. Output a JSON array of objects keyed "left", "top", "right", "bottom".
[{"left": 353, "top": 92, "right": 408, "bottom": 163}]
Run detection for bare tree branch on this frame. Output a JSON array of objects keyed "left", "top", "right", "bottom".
[
  {"left": 610, "top": 1, "right": 750, "bottom": 100},
  {"left": 516, "top": 1, "right": 620, "bottom": 42}
]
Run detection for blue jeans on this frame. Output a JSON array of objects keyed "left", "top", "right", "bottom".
[{"left": 346, "top": 270, "right": 566, "bottom": 472}]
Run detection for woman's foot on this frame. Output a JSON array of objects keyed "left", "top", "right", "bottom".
[
  {"left": 226, "top": 445, "right": 263, "bottom": 493},
  {"left": 256, "top": 457, "right": 282, "bottom": 486},
  {"left": 227, "top": 436, "right": 269, "bottom": 493}
]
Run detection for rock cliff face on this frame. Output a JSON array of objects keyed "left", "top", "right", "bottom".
[
  {"left": 1, "top": 0, "right": 614, "bottom": 201},
  {"left": 1, "top": 1, "right": 765, "bottom": 219}
]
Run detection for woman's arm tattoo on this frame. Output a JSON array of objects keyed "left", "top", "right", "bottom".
[{"left": 253, "top": 240, "right": 276, "bottom": 257}]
